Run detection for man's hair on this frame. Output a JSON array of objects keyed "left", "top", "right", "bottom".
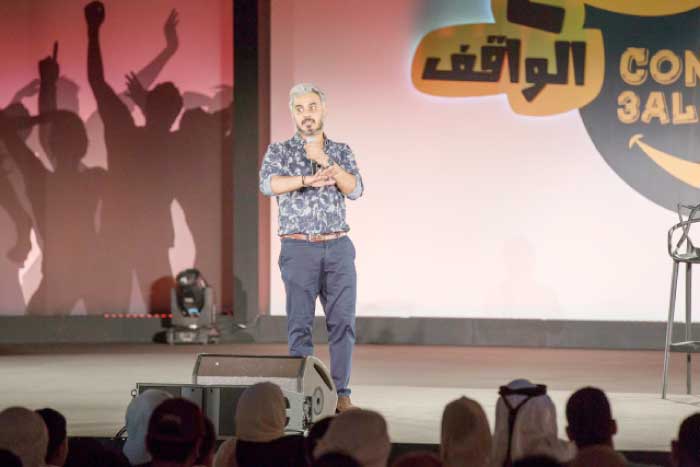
[
  {"left": 146, "top": 398, "right": 204, "bottom": 463},
  {"left": 565, "top": 387, "right": 613, "bottom": 447},
  {"left": 36, "top": 408, "right": 67, "bottom": 463},
  {"left": 678, "top": 413, "right": 700, "bottom": 463},
  {"left": 289, "top": 83, "right": 326, "bottom": 111}
]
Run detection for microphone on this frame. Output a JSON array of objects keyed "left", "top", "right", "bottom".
[{"left": 306, "top": 136, "right": 319, "bottom": 174}]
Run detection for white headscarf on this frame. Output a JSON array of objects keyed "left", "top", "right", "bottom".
[
  {"left": 213, "top": 382, "right": 287, "bottom": 467},
  {"left": 235, "top": 382, "right": 286, "bottom": 442},
  {"left": 314, "top": 409, "right": 391, "bottom": 467},
  {"left": 0, "top": 406, "right": 49, "bottom": 467},
  {"left": 123, "top": 389, "right": 173, "bottom": 465},
  {"left": 491, "top": 379, "right": 575, "bottom": 467},
  {"left": 441, "top": 397, "right": 492, "bottom": 467},
  {"left": 213, "top": 438, "right": 238, "bottom": 467}
]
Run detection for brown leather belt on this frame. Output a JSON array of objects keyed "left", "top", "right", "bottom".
[{"left": 281, "top": 232, "right": 347, "bottom": 242}]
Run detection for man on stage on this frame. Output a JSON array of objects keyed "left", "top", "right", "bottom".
[{"left": 259, "top": 83, "right": 364, "bottom": 412}]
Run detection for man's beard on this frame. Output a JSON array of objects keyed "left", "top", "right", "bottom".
[{"left": 297, "top": 118, "right": 323, "bottom": 136}]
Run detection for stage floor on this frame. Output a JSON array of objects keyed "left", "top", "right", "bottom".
[{"left": 1, "top": 343, "right": 699, "bottom": 451}]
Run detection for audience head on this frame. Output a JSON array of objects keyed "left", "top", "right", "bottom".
[
  {"left": 64, "top": 438, "right": 130, "bottom": 467},
  {"left": 569, "top": 445, "right": 625, "bottom": 467},
  {"left": 512, "top": 455, "right": 563, "bottom": 467},
  {"left": 46, "top": 110, "right": 88, "bottom": 168},
  {"left": 146, "top": 82, "right": 183, "bottom": 132},
  {"left": 123, "top": 389, "right": 173, "bottom": 465},
  {"left": 305, "top": 416, "right": 334, "bottom": 465},
  {"left": 64, "top": 438, "right": 103, "bottom": 467},
  {"left": 565, "top": 387, "right": 616, "bottom": 448},
  {"left": 0, "top": 406, "right": 49, "bottom": 467},
  {"left": 493, "top": 379, "right": 575, "bottom": 466},
  {"left": 194, "top": 417, "right": 217, "bottom": 467},
  {"left": 440, "top": 396, "right": 492, "bottom": 467},
  {"left": 392, "top": 451, "right": 441, "bottom": 467},
  {"left": 314, "top": 452, "right": 362, "bottom": 467},
  {"left": 0, "top": 449, "right": 23, "bottom": 467},
  {"left": 36, "top": 408, "right": 68, "bottom": 467},
  {"left": 673, "top": 413, "right": 700, "bottom": 467},
  {"left": 235, "top": 382, "right": 286, "bottom": 442},
  {"left": 314, "top": 408, "right": 391, "bottom": 467},
  {"left": 146, "top": 398, "right": 204, "bottom": 466}
]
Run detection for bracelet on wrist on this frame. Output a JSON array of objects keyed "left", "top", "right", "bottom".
[{"left": 301, "top": 175, "right": 306, "bottom": 187}]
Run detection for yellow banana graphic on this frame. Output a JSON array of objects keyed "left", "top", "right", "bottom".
[{"left": 629, "top": 134, "right": 700, "bottom": 188}]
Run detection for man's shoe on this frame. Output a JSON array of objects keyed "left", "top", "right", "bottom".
[{"left": 336, "top": 395, "right": 355, "bottom": 413}]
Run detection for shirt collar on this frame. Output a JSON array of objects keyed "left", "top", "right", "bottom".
[{"left": 292, "top": 132, "right": 330, "bottom": 149}]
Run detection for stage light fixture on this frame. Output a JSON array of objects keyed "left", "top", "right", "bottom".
[{"left": 166, "top": 268, "right": 219, "bottom": 344}]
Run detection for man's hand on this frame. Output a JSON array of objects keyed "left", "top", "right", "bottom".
[
  {"left": 304, "top": 139, "right": 328, "bottom": 165},
  {"left": 164, "top": 9, "right": 179, "bottom": 53},
  {"left": 85, "top": 1, "right": 105, "bottom": 31},
  {"left": 39, "top": 42, "right": 60, "bottom": 85},
  {"left": 305, "top": 171, "right": 336, "bottom": 188},
  {"left": 125, "top": 72, "right": 147, "bottom": 110}
]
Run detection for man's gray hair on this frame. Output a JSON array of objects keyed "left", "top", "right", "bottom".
[{"left": 289, "top": 83, "right": 326, "bottom": 111}]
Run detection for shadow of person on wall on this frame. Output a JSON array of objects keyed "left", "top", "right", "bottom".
[
  {"left": 0, "top": 46, "right": 106, "bottom": 315},
  {"left": 165, "top": 96, "right": 233, "bottom": 309},
  {"left": 12, "top": 8, "right": 179, "bottom": 172},
  {"left": 86, "top": 1, "right": 184, "bottom": 314},
  {"left": 0, "top": 103, "right": 34, "bottom": 314}
]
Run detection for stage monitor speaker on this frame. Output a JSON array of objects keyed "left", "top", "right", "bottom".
[
  {"left": 134, "top": 383, "right": 307, "bottom": 435},
  {"left": 192, "top": 354, "right": 337, "bottom": 423}
]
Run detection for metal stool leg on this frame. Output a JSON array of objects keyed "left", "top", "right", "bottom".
[
  {"left": 687, "top": 263, "right": 693, "bottom": 395},
  {"left": 663, "top": 261, "right": 680, "bottom": 399}
]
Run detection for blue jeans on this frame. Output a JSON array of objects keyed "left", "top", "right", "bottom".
[{"left": 279, "top": 236, "right": 356, "bottom": 396}]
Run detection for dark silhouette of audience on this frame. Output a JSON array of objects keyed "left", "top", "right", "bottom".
[
  {"left": 566, "top": 386, "right": 654, "bottom": 467},
  {"left": 0, "top": 449, "right": 23, "bottom": 467},
  {"left": 0, "top": 385, "right": 696, "bottom": 467},
  {"left": 65, "top": 438, "right": 131, "bottom": 467},
  {"left": 391, "top": 451, "right": 442, "bottom": 467},
  {"left": 673, "top": 414, "right": 700, "bottom": 467},
  {"left": 36, "top": 408, "right": 69, "bottom": 467},
  {"left": 314, "top": 453, "right": 362, "bottom": 467},
  {"left": 512, "top": 456, "right": 563, "bottom": 467}
]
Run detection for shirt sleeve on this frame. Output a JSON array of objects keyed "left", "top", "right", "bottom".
[
  {"left": 259, "top": 144, "right": 283, "bottom": 197},
  {"left": 337, "top": 144, "right": 364, "bottom": 200}
]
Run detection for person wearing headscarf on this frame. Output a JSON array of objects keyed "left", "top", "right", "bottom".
[
  {"left": 492, "top": 379, "right": 575, "bottom": 467},
  {"left": 0, "top": 406, "right": 49, "bottom": 467},
  {"left": 441, "top": 397, "right": 492, "bottom": 467},
  {"left": 123, "top": 389, "right": 173, "bottom": 466},
  {"left": 213, "top": 382, "right": 304, "bottom": 467},
  {"left": 313, "top": 408, "right": 391, "bottom": 467}
]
